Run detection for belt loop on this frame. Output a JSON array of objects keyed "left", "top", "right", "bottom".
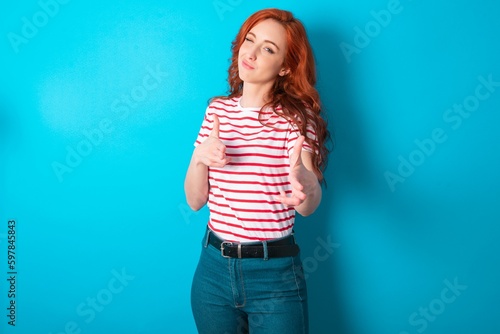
[
  {"left": 203, "top": 227, "right": 211, "bottom": 248},
  {"left": 262, "top": 241, "right": 269, "bottom": 261}
]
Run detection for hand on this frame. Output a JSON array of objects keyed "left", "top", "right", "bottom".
[
  {"left": 275, "top": 136, "right": 317, "bottom": 207},
  {"left": 194, "top": 114, "right": 231, "bottom": 168}
]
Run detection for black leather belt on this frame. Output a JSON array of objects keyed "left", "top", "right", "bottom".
[{"left": 208, "top": 230, "right": 299, "bottom": 259}]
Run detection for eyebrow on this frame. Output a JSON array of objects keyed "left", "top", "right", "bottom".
[{"left": 247, "top": 32, "right": 281, "bottom": 51}]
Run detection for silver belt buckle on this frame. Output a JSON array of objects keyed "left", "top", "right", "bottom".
[
  {"left": 220, "top": 241, "right": 233, "bottom": 258},
  {"left": 220, "top": 242, "right": 242, "bottom": 258}
]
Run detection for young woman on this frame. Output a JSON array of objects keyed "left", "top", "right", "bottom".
[{"left": 185, "top": 8, "right": 330, "bottom": 334}]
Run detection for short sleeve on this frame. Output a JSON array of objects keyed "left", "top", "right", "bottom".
[
  {"left": 194, "top": 106, "right": 213, "bottom": 147},
  {"left": 286, "top": 122, "right": 318, "bottom": 156}
]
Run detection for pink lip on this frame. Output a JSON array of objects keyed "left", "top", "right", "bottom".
[{"left": 241, "top": 60, "right": 255, "bottom": 70}]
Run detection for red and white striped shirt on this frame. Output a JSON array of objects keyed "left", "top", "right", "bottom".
[{"left": 195, "top": 97, "right": 317, "bottom": 242}]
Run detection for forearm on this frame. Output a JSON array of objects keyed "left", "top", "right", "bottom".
[
  {"left": 295, "top": 177, "right": 322, "bottom": 217},
  {"left": 184, "top": 151, "right": 209, "bottom": 211}
]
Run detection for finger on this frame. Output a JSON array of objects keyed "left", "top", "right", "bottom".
[
  {"left": 288, "top": 176, "right": 306, "bottom": 200},
  {"left": 274, "top": 190, "right": 289, "bottom": 203},
  {"left": 205, "top": 136, "right": 224, "bottom": 153},
  {"left": 274, "top": 190, "right": 304, "bottom": 207},
  {"left": 289, "top": 174, "right": 304, "bottom": 192},
  {"left": 207, "top": 156, "right": 231, "bottom": 168},
  {"left": 275, "top": 194, "right": 302, "bottom": 207},
  {"left": 215, "top": 153, "right": 231, "bottom": 165},
  {"left": 290, "top": 136, "right": 305, "bottom": 168},
  {"left": 212, "top": 142, "right": 230, "bottom": 161},
  {"left": 210, "top": 114, "right": 220, "bottom": 138},
  {"left": 291, "top": 188, "right": 306, "bottom": 201},
  {"left": 209, "top": 160, "right": 230, "bottom": 168},
  {"left": 212, "top": 141, "right": 231, "bottom": 163}
]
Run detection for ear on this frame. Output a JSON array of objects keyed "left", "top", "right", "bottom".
[{"left": 279, "top": 68, "right": 290, "bottom": 76}]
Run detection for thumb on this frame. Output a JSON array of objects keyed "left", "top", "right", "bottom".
[
  {"left": 210, "top": 114, "right": 220, "bottom": 138},
  {"left": 290, "top": 136, "right": 305, "bottom": 168}
]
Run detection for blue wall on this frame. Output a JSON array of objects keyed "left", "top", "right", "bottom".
[{"left": 1, "top": 0, "right": 499, "bottom": 333}]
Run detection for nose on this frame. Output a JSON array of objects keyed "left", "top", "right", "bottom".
[{"left": 247, "top": 45, "right": 257, "bottom": 60}]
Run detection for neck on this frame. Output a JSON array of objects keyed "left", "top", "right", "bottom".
[{"left": 240, "top": 82, "right": 273, "bottom": 108}]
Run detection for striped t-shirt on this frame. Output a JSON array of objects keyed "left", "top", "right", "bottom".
[{"left": 195, "top": 96, "right": 317, "bottom": 242}]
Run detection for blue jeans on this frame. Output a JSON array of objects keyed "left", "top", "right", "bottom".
[{"left": 191, "top": 229, "right": 309, "bottom": 334}]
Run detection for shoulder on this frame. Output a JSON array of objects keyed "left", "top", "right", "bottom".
[
  {"left": 206, "top": 97, "right": 242, "bottom": 118},
  {"left": 208, "top": 96, "right": 239, "bottom": 109}
]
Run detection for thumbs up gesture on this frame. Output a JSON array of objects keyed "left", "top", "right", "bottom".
[
  {"left": 275, "top": 136, "right": 319, "bottom": 209},
  {"left": 195, "top": 114, "right": 230, "bottom": 168}
]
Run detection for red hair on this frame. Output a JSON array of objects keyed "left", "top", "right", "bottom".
[{"left": 217, "top": 8, "right": 330, "bottom": 181}]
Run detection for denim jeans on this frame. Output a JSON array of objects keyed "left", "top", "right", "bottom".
[{"left": 191, "top": 229, "right": 308, "bottom": 334}]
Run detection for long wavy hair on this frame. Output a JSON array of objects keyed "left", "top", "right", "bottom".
[{"left": 217, "top": 8, "right": 330, "bottom": 182}]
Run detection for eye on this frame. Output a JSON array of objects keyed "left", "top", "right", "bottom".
[
  {"left": 244, "top": 37, "right": 253, "bottom": 43},
  {"left": 264, "top": 47, "right": 275, "bottom": 54}
]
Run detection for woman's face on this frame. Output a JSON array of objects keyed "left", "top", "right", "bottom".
[{"left": 238, "top": 19, "right": 289, "bottom": 86}]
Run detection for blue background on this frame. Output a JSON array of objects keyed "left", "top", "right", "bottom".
[{"left": 1, "top": 0, "right": 499, "bottom": 333}]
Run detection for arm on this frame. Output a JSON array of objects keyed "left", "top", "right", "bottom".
[
  {"left": 184, "top": 150, "right": 210, "bottom": 211},
  {"left": 275, "top": 136, "right": 322, "bottom": 216},
  {"left": 184, "top": 115, "right": 230, "bottom": 211}
]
